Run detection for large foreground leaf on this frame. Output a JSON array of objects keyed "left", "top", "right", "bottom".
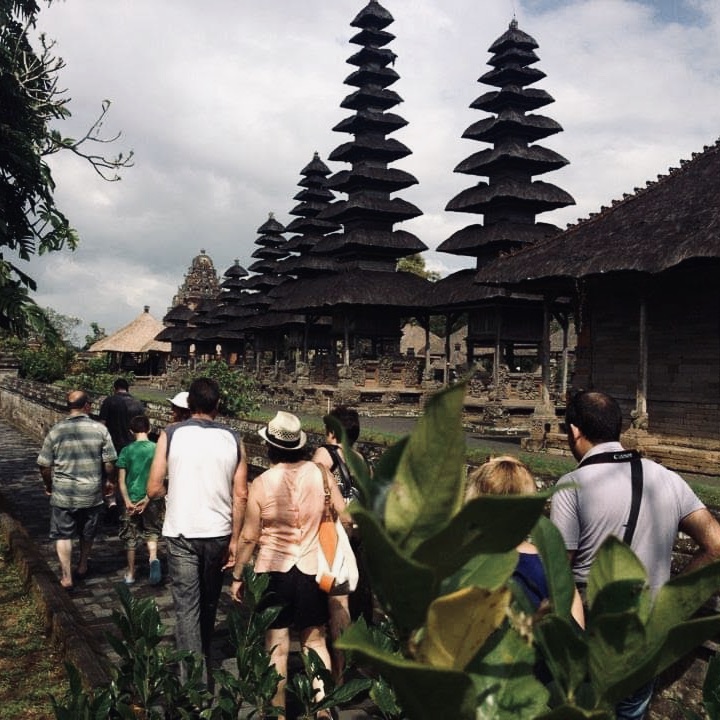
[
  {"left": 351, "top": 506, "right": 436, "bottom": 635},
  {"left": 338, "top": 621, "right": 478, "bottom": 720},
  {"left": 385, "top": 383, "right": 466, "bottom": 552}
]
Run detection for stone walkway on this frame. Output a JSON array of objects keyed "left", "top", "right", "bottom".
[{"left": 0, "top": 418, "right": 371, "bottom": 718}]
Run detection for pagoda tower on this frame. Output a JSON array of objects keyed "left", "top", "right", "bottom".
[
  {"left": 157, "top": 249, "right": 222, "bottom": 361},
  {"left": 431, "top": 19, "right": 575, "bottom": 386},
  {"left": 274, "top": 0, "right": 431, "bottom": 363}
]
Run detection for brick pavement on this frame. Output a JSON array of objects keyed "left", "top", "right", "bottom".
[{"left": 0, "top": 417, "right": 371, "bottom": 719}]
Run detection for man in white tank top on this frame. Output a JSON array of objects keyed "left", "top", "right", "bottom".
[{"left": 148, "top": 377, "right": 247, "bottom": 687}]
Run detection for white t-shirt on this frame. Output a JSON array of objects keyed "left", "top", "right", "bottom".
[
  {"left": 163, "top": 418, "right": 241, "bottom": 538},
  {"left": 550, "top": 441, "right": 704, "bottom": 591}
]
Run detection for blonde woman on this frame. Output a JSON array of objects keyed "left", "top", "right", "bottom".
[{"left": 465, "top": 456, "right": 585, "bottom": 628}]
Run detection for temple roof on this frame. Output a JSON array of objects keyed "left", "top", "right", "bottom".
[{"left": 474, "top": 140, "right": 720, "bottom": 290}]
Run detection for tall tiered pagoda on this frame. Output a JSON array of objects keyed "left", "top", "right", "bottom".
[
  {"left": 273, "top": 0, "right": 431, "bottom": 363},
  {"left": 431, "top": 19, "right": 575, "bottom": 389}
]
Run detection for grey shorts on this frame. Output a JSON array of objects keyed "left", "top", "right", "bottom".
[{"left": 49, "top": 505, "right": 103, "bottom": 541}]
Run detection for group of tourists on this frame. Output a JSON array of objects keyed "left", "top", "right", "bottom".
[{"left": 36, "top": 377, "right": 720, "bottom": 720}]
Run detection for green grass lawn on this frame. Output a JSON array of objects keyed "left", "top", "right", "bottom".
[{"left": 0, "top": 538, "right": 69, "bottom": 719}]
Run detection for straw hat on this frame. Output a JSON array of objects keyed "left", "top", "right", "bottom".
[
  {"left": 259, "top": 411, "right": 307, "bottom": 450},
  {"left": 167, "top": 391, "right": 189, "bottom": 409}
]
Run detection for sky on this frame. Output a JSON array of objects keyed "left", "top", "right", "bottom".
[{"left": 21, "top": 0, "right": 720, "bottom": 341}]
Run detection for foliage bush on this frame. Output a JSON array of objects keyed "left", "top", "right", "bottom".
[
  {"left": 16, "top": 343, "right": 75, "bottom": 383},
  {"left": 179, "top": 360, "right": 259, "bottom": 416},
  {"left": 335, "top": 381, "right": 720, "bottom": 720},
  {"left": 57, "top": 355, "right": 133, "bottom": 397}
]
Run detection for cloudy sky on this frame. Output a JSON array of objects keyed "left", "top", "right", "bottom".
[{"left": 22, "top": 0, "right": 720, "bottom": 340}]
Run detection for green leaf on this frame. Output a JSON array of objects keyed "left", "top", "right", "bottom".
[
  {"left": 337, "top": 621, "right": 478, "bottom": 720},
  {"left": 417, "top": 586, "right": 511, "bottom": 670},
  {"left": 442, "top": 550, "right": 518, "bottom": 594},
  {"left": 533, "top": 515, "right": 577, "bottom": 622},
  {"left": 587, "top": 612, "right": 647, "bottom": 703},
  {"left": 702, "top": 651, "right": 720, "bottom": 719},
  {"left": 647, "top": 560, "right": 720, "bottom": 636},
  {"left": 468, "top": 624, "right": 551, "bottom": 720},
  {"left": 412, "top": 493, "right": 548, "bottom": 575},
  {"left": 586, "top": 537, "right": 650, "bottom": 620},
  {"left": 535, "top": 615, "right": 588, "bottom": 700},
  {"left": 384, "top": 383, "right": 467, "bottom": 553},
  {"left": 351, "top": 506, "right": 436, "bottom": 635}
]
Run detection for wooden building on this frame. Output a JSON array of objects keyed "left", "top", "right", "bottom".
[{"left": 476, "top": 141, "right": 720, "bottom": 474}]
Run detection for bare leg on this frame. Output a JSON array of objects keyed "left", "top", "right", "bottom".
[
  {"left": 55, "top": 539, "right": 73, "bottom": 587},
  {"left": 266, "top": 627, "right": 290, "bottom": 713},
  {"left": 300, "top": 624, "right": 332, "bottom": 707},
  {"left": 328, "top": 594, "right": 351, "bottom": 684},
  {"left": 126, "top": 547, "right": 136, "bottom": 580},
  {"left": 147, "top": 539, "right": 158, "bottom": 563},
  {"left": 76, "top": 538, "right": 93, "bottom": 576}
]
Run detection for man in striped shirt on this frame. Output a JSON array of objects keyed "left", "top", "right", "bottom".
[{"left": 38, "top": 390, "right": 117, "bottom": 589}]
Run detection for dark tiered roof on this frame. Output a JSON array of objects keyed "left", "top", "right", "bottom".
[
  {"left": 437, "top": 18, "right": 574, "bottom": 260},
  {"left": 277, "top": 0, "right": 431, "bottom": 322},
  {"left": 475, "top": 140, "right": 720, "bottom": 292}
]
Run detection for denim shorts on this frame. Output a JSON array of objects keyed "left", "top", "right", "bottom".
[
  {"left": 49, "top": 504, "right": 103, "bottom": 541},
  {"left": 259, "top": 565, "right": 330, "bottom": 631}
]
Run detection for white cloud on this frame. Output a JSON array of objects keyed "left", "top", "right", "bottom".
[{"left": 19, "top": 0, "right": 720, "bottom": 335}]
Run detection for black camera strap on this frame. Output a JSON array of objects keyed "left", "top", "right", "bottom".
[{"left": 577, "top": 450, "right": 643, "bottom": 545}]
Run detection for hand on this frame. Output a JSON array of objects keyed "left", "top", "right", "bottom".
[
  {"left": 223, "top": 540, "right": 237, "bottom": 570},
  {"left": 134, "top": 496, "right": 149, "bottom": 514}
]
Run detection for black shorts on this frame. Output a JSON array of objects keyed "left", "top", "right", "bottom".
[
  {"left": 49, "top": 505, "right": 103, "bottom": 541},
  {"left": 259, "top": 566, "right": 330, "bottom": 631}
]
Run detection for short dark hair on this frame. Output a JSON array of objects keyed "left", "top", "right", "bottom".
[
  {"left": 129, "top": 415, "right": 150, "bottom": 434},
  {"left": 565, "top": 390, "right": 622, "bottom": 443},
  {"left": 324, "top": 405, "right": 360, "bottom": 445},
  {"left": 267, "top": 443, "right": 307, "bottom": 465},
  {"left": 113, "top": 378, "right": 130, "bottom": 391},
  {"left": 188, "top": 377, "right": 220, "bottom": 414}
]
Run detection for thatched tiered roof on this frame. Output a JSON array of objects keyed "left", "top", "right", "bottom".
[
  {"left": 90, "top": 307, "right": 170, "bottom": 354},
  {"left": 475, "top": 140, "right": 720, "bottom": 292},
  {"left": 437, "top": 18, "right": 573, "bottom": 262}
]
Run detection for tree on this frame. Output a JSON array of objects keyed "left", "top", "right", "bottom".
[
  {"left": 398, "top": 253, "right": 441, "bottom": 282},
  {"left": 0, "top": 0, "right": 133, "bottom": 337},
  {"left": 83, "top": 321, "right": 106, "bottom": 350}
]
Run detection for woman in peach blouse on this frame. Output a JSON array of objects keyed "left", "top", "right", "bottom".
[{"left": 230, "top": 411, "right": 347, "bottom": 718}]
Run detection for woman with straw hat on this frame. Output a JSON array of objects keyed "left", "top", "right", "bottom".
[{"left": 230, "top": 411, "right": 349, "bottom": 718}]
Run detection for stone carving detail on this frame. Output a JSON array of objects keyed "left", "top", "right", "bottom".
[
  {"left": 378, "top": 356, "right": 394, "bottom": 387},
  {"left": 351, "top": 358, "right": 366, "bottom": 386},
  {"left": 516, "top": 373, "right": 539, "bottom": 400},
  {"left": 403, "top": 358, "right": 420, "bottom": 387}
]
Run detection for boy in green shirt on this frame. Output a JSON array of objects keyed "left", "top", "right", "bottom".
[{"left": 117, "top": 415, "right": 164, "bottom": 585}]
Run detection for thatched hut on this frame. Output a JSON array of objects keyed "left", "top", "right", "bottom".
[
  {"left": 475, "top": 140, "right": 720, "bottom": 474},
  {"left": 89, "top": 306, "right": 170, "bottom": 375}
]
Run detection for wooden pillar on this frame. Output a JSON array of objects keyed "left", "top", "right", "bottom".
[
  {"left": 492, "top": 306, "right": 502, "bottom": 398},
  {"left": 303, "top": 316, "right": 309, "bottom": 363},
  {"left": 634, "top": 295, "right": 649, "bottom": 428},
  {"left": 444, "top": 315, "right": 452, "bottom": 386},
  {"left": 540, "top": 297, "right": 552, "bottom": 408},
  {"left": 343, "top": 316, "right": 350, "bottom": 367}
]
